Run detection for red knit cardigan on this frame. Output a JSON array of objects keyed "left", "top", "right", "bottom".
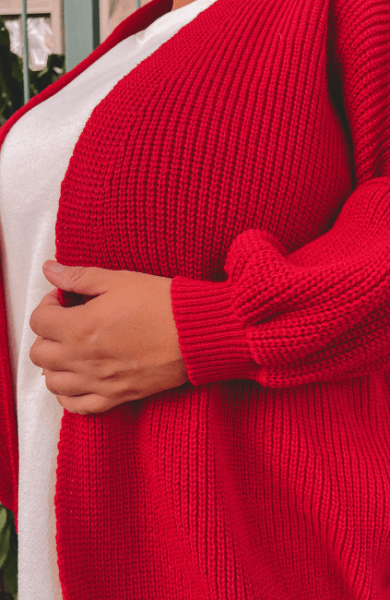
[{"left": 1, "top": 0, "right": 390, "bottom": 597}]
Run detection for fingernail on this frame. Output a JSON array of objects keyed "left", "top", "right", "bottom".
[{"left": 44, "top": 261, "right": 65, "bottom": 273}]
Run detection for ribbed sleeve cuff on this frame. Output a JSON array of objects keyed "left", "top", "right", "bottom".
[{"left": 170, "top": 276, "right": 258, "bottom": 387}]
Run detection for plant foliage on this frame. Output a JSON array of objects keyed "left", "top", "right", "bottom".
[
  {"left": 0, "top": 503, "right": 17, "bottom": 600},
  {"left": 0, "top": 15, "right": 65, "bottom": 125}
]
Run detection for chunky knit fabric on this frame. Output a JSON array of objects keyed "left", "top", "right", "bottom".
[{"left": 1, "top": 0, "right": 390, "bottom": 597}]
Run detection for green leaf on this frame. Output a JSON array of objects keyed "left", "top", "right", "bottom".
[
  {"left": 0, "top": 506, "right": 7, "bottom": 535},
  {"left": 0, "top": 508, "right": 17, "bottom": 596},
  {"left": 2, "top": 545, "right": 17, "bottom": 594},
  {"left": 0, "top": 20, "right": 11, "bottom": 49},
  {"left": 0, "top": 522, "right": 11, "bottom": 570},
  {"left": 9, "top": 57, "right": 23, "bottom": 84}
]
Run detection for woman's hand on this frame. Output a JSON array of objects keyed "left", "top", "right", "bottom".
[{"left": 29, "top": 261, "right": 189, "bottom": 415}]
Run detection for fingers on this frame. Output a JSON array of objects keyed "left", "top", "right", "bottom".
[
  {"left": 38, "top": 287, "right": 62, "bottom": 307},
  {"left": 54, "top": 393, "right": 124, "bottom": 415},
  {"left": 30, "top": 336, "right": 73, "bottom": 371},
  {"left": 29, "top": 296, "right": 85, "bottom": 341},
  {"left": 43, "top": 369, "right": 92, "bottom": 398}
]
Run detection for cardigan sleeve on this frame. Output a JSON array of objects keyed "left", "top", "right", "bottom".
[
  {"left": 170, "top": 0, "right": 390, "bottom": 388},
  {"left": 0, "top": 269, "right": 19, "bottom": 533}
]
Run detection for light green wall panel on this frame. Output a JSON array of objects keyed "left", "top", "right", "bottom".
[
  {"left": 64, "top": 0, "right": 100, "bottom": 72},
  {"left": 21, "top": 0, "right": 30, "bottom": 104}
]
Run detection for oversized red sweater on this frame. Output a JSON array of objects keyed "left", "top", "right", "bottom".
[{"left": 1, "top": 0, "right": 390, "bottom": 597}]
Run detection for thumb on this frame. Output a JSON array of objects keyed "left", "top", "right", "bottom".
[{"left": 42, "top": 261, "right": 111, "bottom": 297}]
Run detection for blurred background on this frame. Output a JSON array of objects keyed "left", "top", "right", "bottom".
[
  {"left": 0, "top": 0, "right": 156, "bottom": 124},
  {"left": 1, "top": 0, "right": 155, "bottom": 69}
]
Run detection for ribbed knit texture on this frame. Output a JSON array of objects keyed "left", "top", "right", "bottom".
[
  {"left": 1, "top": 0, "right": 390, "bottom": 597},
  {"left": 0, "top": 271, "right": 18, "bottom": 521}
]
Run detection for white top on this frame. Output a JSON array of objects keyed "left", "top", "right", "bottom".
[{"left": 0, "top": 0, "right": 218, "bottom": 597}]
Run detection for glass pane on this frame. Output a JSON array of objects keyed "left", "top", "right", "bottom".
[{"left": 4, "top": 15, "right": 54, "bottom": 71}]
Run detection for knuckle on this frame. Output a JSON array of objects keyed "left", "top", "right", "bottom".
[
  {"left": 45, "top": 381, "right": 57, "bottom": 395},
  {"left": 55, "top": 395, "right": 64, "bottom": 408},
  {"left": 71, "top": 327, "right": 84, "bottom": 345},
  {"left": 43, "top": 372, "right": 55, "bottom": 393},
  {"left": 29, "top": 311, "right": 38, "bottom": 334},
  {"left": 46, "top": 377, "right": 66, "bottom": 398},
  {"left": 72, "top": 314, "right": 96, "bottom": 345},
  {"left": 72, "top": 322, "right": 90, "bottom": 344},
  {"left": 98, "top": 363, "right": 120, "bottom": 382},
  {"left": 68, "top": 267, "right": 87, "bottom": 287},
  {"left": 90, "top": 398, "right": 109, "bottom": 414},
  {"left": 55, "top": 395, "right": 76, "bottom": 412},
  {"left": 29, "top": 343, "right": 40, "bottom": 366}
]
